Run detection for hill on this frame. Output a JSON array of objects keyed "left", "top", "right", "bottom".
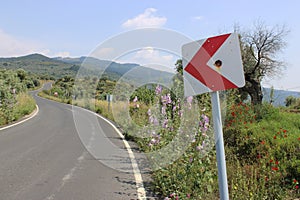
[
  {"left": 0, "top": 54, "right": 174, "bottom": 82},
  {"left": 54, "top": 56, "right": 174, "bottom": 84},
  {"left": 263, "top": 87, "right": 300, "bottom": 106},
  {"left": 53, "top": 56, "right": 140, "bottom": 77},
  {"left": 0, "top": 54, "right": 75, "bottom": 78}
]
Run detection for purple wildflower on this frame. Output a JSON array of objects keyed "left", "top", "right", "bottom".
[
  {"left": 187, "top": 96, "right": 193, "bottom": 109},
  {"left": 187, "top": 96, "right": 193, "bottom": 104},
  {"left": 172, "top": 105, "right": 177, "bottom": 111},
  {"left": 155, "top": 85, "right": 162, "bottom": 95},
  {"left": 149, "top": 116, "right": 153, "bottom": 123},
  {"left": 161, "top": 94, "right": 172, "bottom": 105},
  {"left": 166, "top": 93, "right": 172, "bottom": 104},
  {"left": 149, "top": 116, "right": 159, "bottom": 126},
  {"left": 149, "top": 132, "right": 161, "bottom": 146},
  {"left": 201, "top": 114, "right": 209, "bottom": 124},
  {"left": 199, "top": 121, "right": 203, "bottom": 127},
  {"left": 162, "top": 118, "right": 168, "bottom": 128},
  {"left": 201, "top": 126, "right": 208, "bottom": 133},
  {"left": 178, "top": 110, "right": 183, "bottom": 117},
  {"left": 153, "top": 117, "right": 159, "bottom": 126},
  {"left": 200, "top": 114, "right": 209, "bottom": 133}
]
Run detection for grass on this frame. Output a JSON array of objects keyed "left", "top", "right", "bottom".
[
  {"left": 224, "top": 103, "right": 300, "bottom": 199},
  {"left": 0, "top": 93, "right": 36, "bottom": 126}
]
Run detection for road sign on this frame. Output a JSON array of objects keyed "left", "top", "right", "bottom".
[
  {"left": 182, "top": 33, "right": 245, "bottom": 96},
  {"left": 182, "top": 33, "right": 245, "bottom": 200},
  {"left": 106, "top": 94, "right": 113, "bottom": 102}
]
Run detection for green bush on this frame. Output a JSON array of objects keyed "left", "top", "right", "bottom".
[
  {"left": 0, "top": 69, "right": 37, "bottom": 126},
  {"left": 224, "top": 102, "right": 300, "bottom": 199}
]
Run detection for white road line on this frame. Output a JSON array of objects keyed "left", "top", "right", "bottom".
[
  {"left": 72, "top": 106, "right": 147, "bottom": 199},
  {"left": 36, "top": 93, "right": 147, "bottom": 199},
  {"left": 0, "top": 105, "right": 39, "bottom": 131},
  {"left": 88, "top": 109, "right": 147, "bottom": 200},
  {"left": 0, "top": 83, "right": 45, "bottom": 131}
]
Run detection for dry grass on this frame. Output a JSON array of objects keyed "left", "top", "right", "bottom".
[{"left": 0, "top": 93, "right": 36, "bottom": 126}]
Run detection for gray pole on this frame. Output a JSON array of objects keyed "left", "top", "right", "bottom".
[{"left": 211, "top": 91, "right": 229, "bottom": 200}]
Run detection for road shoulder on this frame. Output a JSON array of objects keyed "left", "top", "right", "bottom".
[{"left": 0, "top": 104, "right": 39, "bottom": 131}]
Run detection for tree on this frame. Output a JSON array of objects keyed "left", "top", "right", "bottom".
[
  {"left": 172, "top": 59, "right": 184, "bottom": 97},
  {"left": 285, "top": 96, "right": 297, "bottom": 107},
  {"left": 238, "top": 21, "right": 289, "bottom": 105}
]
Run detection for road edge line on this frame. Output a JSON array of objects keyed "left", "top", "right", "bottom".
[
  {"left": 0, "top": 104, "right": 39, "bottom": 131},
  {"left": 75, "top": 106, "right": 147, "bottom": 200},
  {"left": 36, "top": 93, "right": 147, "bottom": 199}
]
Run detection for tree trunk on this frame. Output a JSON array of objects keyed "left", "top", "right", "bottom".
[
  {"left": 239, "top": 74, "right": 263, "bottom": 105},
  {"left": 248, "top": 80, "right": 263, "bottom": 105}
]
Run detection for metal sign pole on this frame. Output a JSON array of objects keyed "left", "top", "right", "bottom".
[{"left": 211, "top": 91, "right": 229, "bottom": 200}]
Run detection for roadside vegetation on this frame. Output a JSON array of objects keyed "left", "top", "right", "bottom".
[
  {"left": 0, "top": 69, "right": 39, "bottom": 126},
  {"left": 39, "top": 73, "right": 300, "bottom": 199},
  {"left": 36, "top": 20, "right": 299, "bottom": 199},
  {"left": 285, "top": 96, "right": 300, "bottom": 112}
]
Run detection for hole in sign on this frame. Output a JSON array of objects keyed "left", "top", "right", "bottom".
[{"left": 214, "top": 60, "right": 222, "bottom": 68}]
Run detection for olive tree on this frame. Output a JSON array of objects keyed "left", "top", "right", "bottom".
[{"left": 238, "top": 21, "right": 289, "bottom": 104}]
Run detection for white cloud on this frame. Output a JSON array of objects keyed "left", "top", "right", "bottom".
[
  {"left": 91, "top": 47, "right": 114, "bottom": 59},
  {"left": 0, "top": 29, "right": 74, "bottom": 58},
  {"left": 119, "top": 47, "right": 177, "bottom": 73},
  {"left": 192, "top": 16, "right": 204, "bottom": 21},
  {"left": 52, "top": 51, "right": 71, "bottom": 58},
  {"left": 0, "top": 29, "right": 48, "bottom": 57},
  {"left": 122, "top": 8, "right": 167, "bottom": 29}
]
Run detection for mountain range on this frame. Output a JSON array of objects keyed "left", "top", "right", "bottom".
[
  {"left": 0, "top": 54, "right": 174, "bottom": 83},
  {"left": 1, "top": 54, "right": 299, "bottom": 106}
]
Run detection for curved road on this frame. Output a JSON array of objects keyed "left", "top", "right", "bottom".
[{"left": 0, "top": 85, "right": 148, "bottom": 200}]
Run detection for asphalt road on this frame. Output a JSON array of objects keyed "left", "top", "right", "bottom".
[{"left": 0, "top": 85, "right": 149, "bottom": 200}]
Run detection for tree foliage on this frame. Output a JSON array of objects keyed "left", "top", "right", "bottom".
[
  {"left": 238, "top": 20, "right": 289, "bottom": 104},
  {"left": 0, "top": 69, "right": 38, "bottom": 124}
]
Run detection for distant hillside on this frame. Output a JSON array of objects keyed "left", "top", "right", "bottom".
[
  {"left": 0, "top": 54, "right": 174, "bottom": 82},
  {"left": 263, "top": 88, "right": 300, "bottom": 106},
  {"left": 53, "top": 56, "right": 140, "bottom": 77},
  {"left": 0, "top": 54, "right": 76, "bottom": 78},
  {"left": 54, "top": 56, "right": 173, "bottom": 83}
]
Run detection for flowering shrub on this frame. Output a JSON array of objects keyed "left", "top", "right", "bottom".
[
  {"left": 128, "top": 85, "right": 218, "bottom": 199},
  {"left": 127, "top": 86, "right": 300, "bottom": 199},
  {"left": 225, "top": 102, "right": 300, "bottom": 199}
]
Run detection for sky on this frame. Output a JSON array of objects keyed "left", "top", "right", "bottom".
[{"left": 0, "top": 0, "right": 300, "bottom": 91}]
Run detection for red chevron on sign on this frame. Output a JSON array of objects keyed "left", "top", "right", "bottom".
[{"left": 182, "top": 33, "right": 245, "bottom": 96}]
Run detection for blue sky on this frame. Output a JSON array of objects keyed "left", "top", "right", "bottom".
[{"left": 1, "top": 0, "right": 299, "bottom": 91}]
